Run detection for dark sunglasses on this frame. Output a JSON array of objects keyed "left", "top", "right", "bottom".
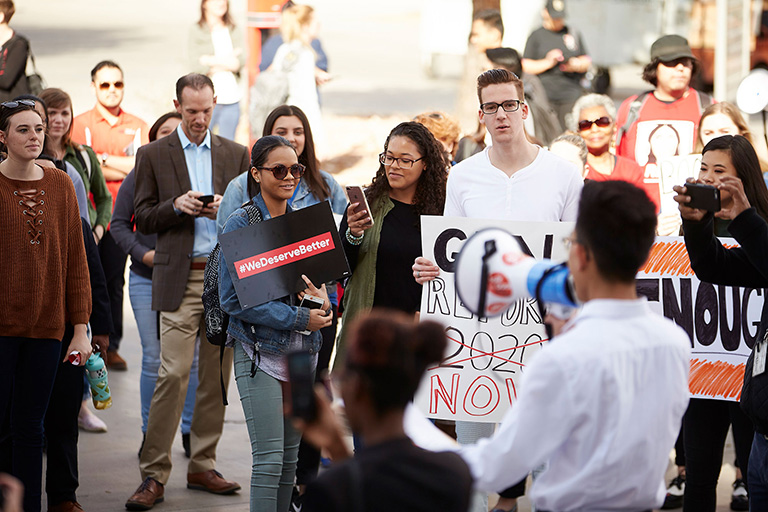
[
  {"left": 1, "top": 99, "right": 36, "bottom": 109},
  {"left": 98, "top": 81, "right": 124, "bottom": 90},
  {"left": 257, "top": 163, "right": 306, "bottom": 180},
  {"left": 577, "top": 116, "right": 612, "bottom": 131}
]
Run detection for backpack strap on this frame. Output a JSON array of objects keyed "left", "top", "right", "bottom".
[
  {"left": 616, "top": 90, "right": 653, "bottom": 151},
  {"left": 79, "top": 148, "right": 93, "bottom": 180},
  {"left": 697, "top": 90, "right": 713, "bottom": 114}
]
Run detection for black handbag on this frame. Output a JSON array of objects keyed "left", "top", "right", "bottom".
[{"left": 26, "top": 47, "right": 46, "bottom": 96}]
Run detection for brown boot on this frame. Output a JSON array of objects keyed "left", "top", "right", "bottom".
[
  {"left": 106, "top": 351, "right": 128, "bottom": 371},
  {"left": 125, "top": 477, "right": 164, "bottom": 511},
  {"left": 48, "top": 501, "right": 85, "bottom": 512},
  {"left": 187, "top": 470, "right": 241, "bottom": 495}
]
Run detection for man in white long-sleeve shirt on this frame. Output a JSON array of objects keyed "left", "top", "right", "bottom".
[{"left": 457, "top": 180, "right": 691, "bottom": 512}]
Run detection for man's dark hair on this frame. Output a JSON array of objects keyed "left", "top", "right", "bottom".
[
  {"left": 476, "top": 68, "right": 524, "bottom": 104},
  {"left": 91, "top": 60, "right": 123, "bottom": 81},
  {"left": 473, "top": 9, "right": 504, "bottom": 38},
  {"left": 486, "top": 47, "right": 522, "bottom": 77},
  {"left": 575, "top": 181, "right": 657, "bottom": 283},
  {"left": 175, "top": 73, "right": 215, "bottom": 103},
  {"left": 641, "top": 57, "right": 699, "bottom": 87}
]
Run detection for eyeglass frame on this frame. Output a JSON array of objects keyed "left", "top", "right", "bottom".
[
  {"left": 256, "top": 163, "right": 306, "bottom": 180},
  {"left": 577, "top": 116, "right": 612, "bottom": 131},
  {"left": 479, "top": 99, "right": 524, "bottom": 115},
  {"left": 98, "top": 81, "right": 125, "bottom": 90},
  {"left": 379, "top": 152, "right": 424, "bottom": 169}
]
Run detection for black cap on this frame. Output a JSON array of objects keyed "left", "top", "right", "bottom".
[
  {"left": 545, "top": 0, "right": 566, "bottom": 19},
  {"left": 650, "top": 35, "right": 695, "bottom": 62}
]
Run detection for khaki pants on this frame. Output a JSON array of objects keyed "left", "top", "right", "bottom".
[{"left": 139, "top": 269, "right": 233, "bottom": 484}]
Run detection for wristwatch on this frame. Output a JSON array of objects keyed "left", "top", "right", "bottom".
[{"left": 100, "top": 153, "right": 108, "bottom": 166}]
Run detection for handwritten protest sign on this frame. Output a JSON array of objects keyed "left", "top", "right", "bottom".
[
  {"left": 638, "top": 236, "right": 761, "bottom": 401},
  {"left": 413, "top": 216, "right": 573, "bottom": 423},
  {"left": 414, "top": 218, "right": 764, "bottom": 423}
]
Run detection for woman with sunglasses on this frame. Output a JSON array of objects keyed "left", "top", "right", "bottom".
[
  {"left": 0, "top": 99, "right": 91, "bottom": 512},
  {"left": 568, "top": 93, "right": 645, "bottom": 189},
  {"left": 219, "top": 135, "right": 332, "bottom": 512},
  {"left": 336, "top": 121, "right": 447, "bottom": 364}
]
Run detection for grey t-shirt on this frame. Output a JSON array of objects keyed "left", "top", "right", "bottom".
[{"left": 523, "top": 26, "right": 587, "bottom": 103}]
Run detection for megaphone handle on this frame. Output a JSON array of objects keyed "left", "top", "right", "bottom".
[
  {"left": 535, "top": 263, "right": 567, "bottom": 341},
  {"left": 478, "top": 240, "right": 498, "bottom": 318},
  {"left": 763, "top": 111, "right": 767, "bottom": 156}
]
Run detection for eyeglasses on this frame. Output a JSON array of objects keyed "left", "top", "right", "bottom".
[
  {"left": 480, "top": 99, "right": 523, "bottom": 115},
  {"left": 577, "top": 116, "right": 612, "bottom": 131},
  {"left": 379, "top": 153, "right": 424, "bottom": 169},
  {"left": 257, "top": 163, "right": 305, "bottom": 180},
  {"left": 1, "top": 99, "right": 35, "bottom": 109},
  {"left": 98, "top": 81, "right": 124, "bottom": 90},
  {"left": 562, "top": 236, "right": 580, "bottom": 251}
]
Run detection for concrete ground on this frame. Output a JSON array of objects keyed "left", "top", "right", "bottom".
[{"left": 15, "top": 1, "right": 752, "bottom": 510}]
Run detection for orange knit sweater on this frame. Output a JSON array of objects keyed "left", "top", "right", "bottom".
[{"left": 0, "top": 166, "right": 91, "bottom": 340}]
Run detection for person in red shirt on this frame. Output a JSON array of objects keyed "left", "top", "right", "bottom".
[
  {"left": 71, "top": 60, "right": 149, "bottom": 370},
  {"left": 568, "top": 93, "right": 646, "bottom": 190},
  {"left": 614, "top": 35, "right": 713, "bottom": 233}
]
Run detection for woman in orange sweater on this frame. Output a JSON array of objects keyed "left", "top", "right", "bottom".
[{"left": 0, "top": 99, "right": 91, "bottom": 512}]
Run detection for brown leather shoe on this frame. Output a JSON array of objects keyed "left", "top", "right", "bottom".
[
  {"left": 48, "top": 501, "right": 85, "bottom": 512},
  {"left": 106, "top": 351, "right": 128, "bottom": 371},
  {"left": 125, "top": 477, "right": 164, "bottom": 510},
  {"left": 187, "top": 470, "right": 241, "bottom": 495}
]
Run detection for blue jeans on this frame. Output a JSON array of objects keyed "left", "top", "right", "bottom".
[
  {"left": 129, "top": 271, "right": 198, "bottom": 434},
  {"left": 0, "top": 336, "right": 61, "bottom": 512},
  {"left": 749, "top": 432, "right": 768, "bottom": 512},
  {"left": 234, "top": 342, "right": 300, "bottom": 512},
  {"left": 211, "top": 102, "right": 240, "bottom": 141}
]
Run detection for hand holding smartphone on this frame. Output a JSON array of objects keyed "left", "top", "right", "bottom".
[
  {"left": 346, "top": 185, "right": 374, "bottom": 227},
  {"left": 198, "top": 194, "right": 215, "bottom": 208},
  {"left": 297, "top": 295, "right": 325, "bottom": 335}
]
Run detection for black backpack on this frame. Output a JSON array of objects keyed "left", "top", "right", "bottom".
[{"left": 201, "top": 202, "right": 262, "bottom": 403}]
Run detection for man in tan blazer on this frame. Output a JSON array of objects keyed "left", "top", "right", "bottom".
[{"left": 127, "top": 73, "right": 249, "bottom": 511}]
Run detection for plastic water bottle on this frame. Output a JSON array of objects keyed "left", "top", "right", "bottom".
[{"left": 85, "top": 353, "right": 113, "bottom": 410}]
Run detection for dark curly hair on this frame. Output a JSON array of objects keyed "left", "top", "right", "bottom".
[{"left": 365, "top": 122, "right": 447, "bottom": 218}]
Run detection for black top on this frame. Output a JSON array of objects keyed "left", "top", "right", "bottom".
[
  {"left": 0, "top": 33, "right": 29, "bottom": 101},
  {"left": 110, "top": 170, "right": 155, "bottom": 279},
  {"left": 302, "top": 437, "right": 473, "bottom": 512},
  {"left": 340, "top": 198, "right": 423, "bottom": 314},
  {"left": 523, "top": 26, "right": 587, "bottom": 103},
  {"left": 81, "top": 217, "right": 113, "bottom": 336},
  {"left": 682, "top": 209, "right": 768, "bottom": 434}
]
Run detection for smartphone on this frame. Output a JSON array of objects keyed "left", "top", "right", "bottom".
[
  {"left": 297, "top": 294, "right": 325, "bottom": 336},
  {"left": 198, "top": 194, "right": 215, "bottom": 208},
  {"left": 685, "top": 183, "right": 721, "bottom": 212},
  {"left": 345, "top": 185, "right": 374, "bottom": 226},
  {"left": 287, "top": 349, "right": 317, "bottom": 422}
]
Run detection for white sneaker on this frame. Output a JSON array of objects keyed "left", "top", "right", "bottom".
[{"left": 78, "top": 407, "right": 107, "bottom": 433}]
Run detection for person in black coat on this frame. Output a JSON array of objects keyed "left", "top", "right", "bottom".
[{"left": 674, "top": 134, "right": 768, "bottom": 512}]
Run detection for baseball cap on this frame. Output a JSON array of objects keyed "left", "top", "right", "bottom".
[
  {"left": 650, "top": 35, "right": 695, "bottom": 62},
  {"left": 545, "top": 0, "right": 566, "bottom": 19}
]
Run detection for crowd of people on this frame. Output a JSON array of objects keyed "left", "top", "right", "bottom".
[{"left": 2, "top": 0, "right": 768, "bottom": 511}]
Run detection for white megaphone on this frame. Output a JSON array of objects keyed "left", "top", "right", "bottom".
[
  {"left": 454, "top": 228, "right": 578, "bottom": 318},
  {"left": 736, "top": 68, "right": 768, "bottom": 114}
]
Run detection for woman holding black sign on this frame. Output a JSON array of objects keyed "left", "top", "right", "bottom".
[
  {"left": 218, "top": 135, "right": 331, "bottom": 512},
  {"left": 673, "top": 134, "right": 768, "bottom": 512},
  {"left": 337, "top": 121, "right": 447, "bottom": 365}
]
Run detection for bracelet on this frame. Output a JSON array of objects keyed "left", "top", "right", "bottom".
[{"left": 345, "top": 227, "right": 364, "bottom": 245}]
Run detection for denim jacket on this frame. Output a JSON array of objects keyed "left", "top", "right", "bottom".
[{"left": 218, "top": 193, "right": 322, "bottom": 356}]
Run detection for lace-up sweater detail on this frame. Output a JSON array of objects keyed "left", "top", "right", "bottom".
[
  {"left": 0, "top": 166, "right": 91, "bottom": 339},
  {"left": 15, "top": 187, "right": 45, "bottom": 244}
]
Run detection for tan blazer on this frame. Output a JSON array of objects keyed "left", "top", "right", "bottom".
[{"left": 134, "top": 129, "right": 249, "bottom": 311}]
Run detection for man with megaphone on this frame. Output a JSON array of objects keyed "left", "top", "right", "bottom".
[{"left": 452, "top": 180, "right": 691, "bottom": 512}]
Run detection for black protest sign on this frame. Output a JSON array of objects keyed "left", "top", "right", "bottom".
[{"left": 220, "top": 201, "right": 350, "bottom": 309}]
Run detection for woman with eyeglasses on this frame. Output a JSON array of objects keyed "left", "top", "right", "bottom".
[
  {"left": 568, "top": 93, "right": 645, "bottom": 189},
  {"left": 0, "top": 99, "right": 91, "bottom": 512},
  {"left": 336, "top": 121, "right": 447, "bottom": 364},
  {"left": 218, "top": 135, "right": 332, "bottom": 512}
]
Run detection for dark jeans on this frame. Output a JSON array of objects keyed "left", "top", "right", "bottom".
[
  {"left": 45, "top": 325, "right": 84, "bottom": 506},
  {"left": 683, "top": 398, "right": 754, "bottom": 512},
  {"left": 498, "top": 477, "right": 526, "bottom": 499},
  {"left": 748, "top": 432, "right": 768, "bottom": 512},
  {"left": 0, "top": 336, "right": 61, "bottom": 512},
  {"left": 296, "top": 306, "right": 337, "bottom": 486},
  {"left": 99, "top": 230, "right": 126, "bottom": 351}
]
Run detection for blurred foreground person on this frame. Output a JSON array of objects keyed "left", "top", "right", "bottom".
[
  {"left": 456, "top": 181, "right": 690, "bottom": 512},
  {"left": 299, "top": 310, "right": 473, "bottom": 512}
]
